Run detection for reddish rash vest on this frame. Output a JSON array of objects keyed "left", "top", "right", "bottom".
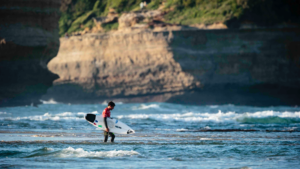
[{"left": 102, "top": 107, "right": 111, "bottom": 117}]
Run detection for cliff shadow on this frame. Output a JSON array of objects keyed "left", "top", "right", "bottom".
[{"left": 165, "top": 29, "right": 300, "bottom": 106}]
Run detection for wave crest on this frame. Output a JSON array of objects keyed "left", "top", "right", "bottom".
[
  {"left": 57, "top": 147, "right": 139, "bottom": 158},
  {"left": 40, "top": 99, "right": 59, "bottom": 104},
  {"left": 0, "top": 112, "right": 96, "bottom": 121},
  {"left": 117, "top": 110, "right": 300, "bottom": 124},
  {"left": 132, "top": 104, "right": 160, "bottom": 110}
]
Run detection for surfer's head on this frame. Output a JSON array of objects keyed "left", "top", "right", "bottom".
[{"left": 108, "top": 101, "right": 115, "bottom": 110}]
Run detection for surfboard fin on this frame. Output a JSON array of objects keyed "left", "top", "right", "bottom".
[
  {"left": 127, "top": 129, "right": 135, "bottom": 134},
  {"left": 85, "top": 114, "right": 96, "bottom": 123}
]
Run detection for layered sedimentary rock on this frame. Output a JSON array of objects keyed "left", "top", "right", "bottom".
[
  {"left": 46, "top": 28, "right": 300, "bottom": 106},
  {"left": 47, "top": 31, "right": 198, "bottom": 103},
  {"left": 0, "top": 0, "right": 61, "bottom": 107}
]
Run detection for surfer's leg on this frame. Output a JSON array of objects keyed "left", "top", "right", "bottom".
[
  {"left": 109, "top": 132, "right": 115, "bottom": 142},
  {"left": 103, "top": 131, "right": 108, "bottom": 142}
]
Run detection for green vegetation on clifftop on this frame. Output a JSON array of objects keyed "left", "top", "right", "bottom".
[
  {"left": 59, "top": 0, "right": 144, "bottom": 36},
  {"left": 59, "top": 0, "right": 300, "bottom": 36},
  {"left": 162, "top": 0, "right": 300, "bottom": 26},
  {"left": 163, "top": 0, "right": 244, "bottom": 25}
]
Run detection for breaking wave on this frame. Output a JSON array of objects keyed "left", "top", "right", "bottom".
[
  {"left": 0, "top": 112, "right": 97, "bottom": 121},
  {"left": 40, "top": 99, "right": 59, "bottom": 104},
  {"left": 117, "top": 110, "right": 300, "bottom": 124},
  {"left": 1, "top": 147, "right": 139, "bottom": 159},
  {"left": 1, "top": 107, "right": 299, "bottom": 125},
  {"left": 132, "top": 104, "right": 160, "bottom": 110},
  {"left": 56, "top": 147, "right": 139, "bottom": 158},
  {"left": 2, "top": 147, "right": 139, "bottom": 158}
]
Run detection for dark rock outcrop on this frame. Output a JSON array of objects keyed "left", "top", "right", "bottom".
[
  {"left": 167, "top": 29, "right": 300, "bottom": 106},
  {"left": 0, "top": 0, "right": 61, "bottom": 107},
  {"left": 45, "top": 28, "right": 300, "bottom": 106}
]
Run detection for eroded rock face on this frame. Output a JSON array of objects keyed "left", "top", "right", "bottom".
[
  {"left": 46, "top": 31, "right": 198, "bottom": 103},
  {"left": 45, "top": 29, "right": 300, "bottom": 106},
  {"left": 0, "top": 0, "right": 61, "bottom": 107}
]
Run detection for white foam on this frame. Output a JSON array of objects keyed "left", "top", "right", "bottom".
[
  {"left": 200, "top": 138, "right": 213, "bottom": 140},
  {"left": 0, "top": 112, "right": 8, "bottom": 114},
  {"left": 0, "top": 112, "right": 94, "bottom": 121},
  {"left": 45, "top": 147, "right": 54, "bottom": 151},
  {"left": 117, "top": 110, "right": 300, "bottom": 123},
  {"left": 176, "top": 128, "right": 189, "bottom": 132},
  {"left": 89, "top": 111, "right": 98, "bottom": 114},
  {"left": 240, "top": 111, "right": 300, "bottom": 119},
  {"left": 118, "top": 111, "right": 236, "bottom": 122},
  {"left": 132, "top": 104, "right": 160, "bottom": 110},
  {"left": 56, "top": 112, "right": 74, "bottom": 116},
  {"left": 2, "top": 110, "right": 299, "bottom": 123},
  {"left": 57, "top": 147, "right": 139, "bottom": 158},
  {"left": 40, "top": 99, "right": 59, "bottom": 104}
]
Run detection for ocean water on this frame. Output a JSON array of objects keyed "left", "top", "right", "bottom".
[{"left": 0, "top": 102, "right": 299, "bottom": 168}]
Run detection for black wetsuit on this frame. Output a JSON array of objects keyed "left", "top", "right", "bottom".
[{"left": 103, "top": 117, "right": 115, "bottom": 142}]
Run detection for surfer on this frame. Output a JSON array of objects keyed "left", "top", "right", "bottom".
[{"left": 102, "top": 101, "right": 115, "bottom": 142}]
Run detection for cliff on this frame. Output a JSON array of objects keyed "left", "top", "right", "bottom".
[
  {"left": 46, "top": 30, "right": 197, "bottom": 103},
  {"left": 45, "top": 28, "right": 300, "bottom": 106},
  {"left": 0, "top": 0, "right": 61, "bottom": 107}
]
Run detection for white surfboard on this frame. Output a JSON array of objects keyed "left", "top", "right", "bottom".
[{"left": 85, "top": 114, "right": 135, "bottom": 134}]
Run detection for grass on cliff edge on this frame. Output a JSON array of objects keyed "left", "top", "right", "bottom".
[
  {"left": 59, "top": 0, "right": 300, "bottom": 36},
  {"left": 58, "top": 0, "right": 248, "bottom": 36},
  {"left": 59, "top": 0, "right": 144, "bottom": 36},
  {"left": 59, "top": 0, "right": 242, "bottom": 36},
  {"left": 163, "top": 0, "right": 244, "bottom": 25},
  {"left": 102, "top": 22, "right": 119, "bottom": 32},
  {"left": 162, "top": 0, "right": 300, "bottom": 26}
]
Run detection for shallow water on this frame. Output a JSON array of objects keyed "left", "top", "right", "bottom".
[{"left": 0, "top": 102, "right": 299, "bottom": 168}]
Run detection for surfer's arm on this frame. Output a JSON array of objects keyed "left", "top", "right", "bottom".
[{"left": 104, "top": 117, "right": 109, "bottom": 131}]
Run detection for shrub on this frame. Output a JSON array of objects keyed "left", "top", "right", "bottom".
[{"left": 102, "top": 22, "right": 119, "bottom": 31}]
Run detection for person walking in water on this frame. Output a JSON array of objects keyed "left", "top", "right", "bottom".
[{"left": 102, "top": 101, "right": 115, "bottom": 142}]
